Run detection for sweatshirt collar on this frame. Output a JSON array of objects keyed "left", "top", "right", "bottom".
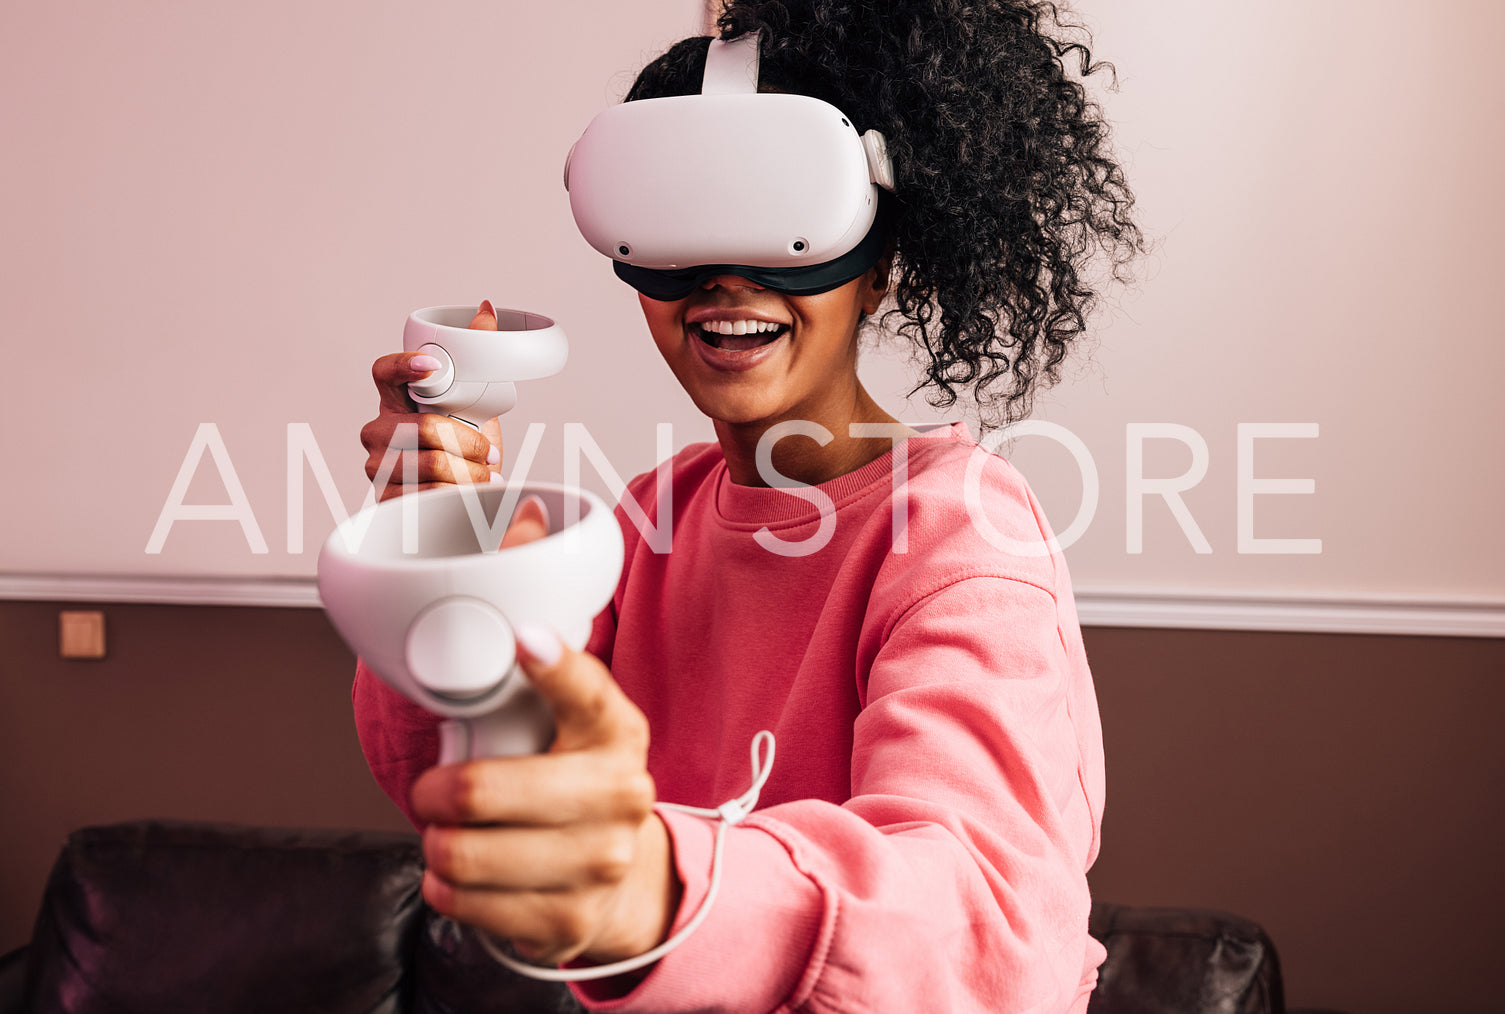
[{"left": 712, "top": 422, "right": 968, "bottom": 526}]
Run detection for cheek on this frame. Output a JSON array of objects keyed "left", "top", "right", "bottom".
[
  {"left": 791, "top": 293, "right": 863, "bottom": 357},
  {"left": 637, "top": 296, "right": 680, "bottom": 350}
]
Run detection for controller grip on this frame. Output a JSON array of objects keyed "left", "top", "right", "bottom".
[{"left": 437, "top": 691, "right": 554, "bottom": 764}]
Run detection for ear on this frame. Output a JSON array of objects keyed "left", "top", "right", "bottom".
[{"left": 859, "top": 239, "right": 897, "bottom": 316}]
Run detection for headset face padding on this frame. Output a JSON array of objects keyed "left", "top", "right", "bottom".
[{"left": 610, "top": 202, "right": 890, "bottom": 300}]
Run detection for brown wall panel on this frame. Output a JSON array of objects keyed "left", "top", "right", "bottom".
[
  {"left": 2, "top": 601, "right": 1501, "bottom": 1012},
  {"left": 1082, "top": 626, "right": 1505, "bottom": 1014},
  {"left": 0, "top": 601, "right": 411, "bottom": 954}
]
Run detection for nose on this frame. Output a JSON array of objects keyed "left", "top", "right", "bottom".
[{"left": 700, "top": 272, "right": 765, "bottom": 291}]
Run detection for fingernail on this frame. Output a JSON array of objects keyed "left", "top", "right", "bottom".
[
  {"left": 489, "top": 472, "right": 503, "bottom": 484},
  {"left": 486, "top": 444, "right": 500, "bottom": 466},
  {"left": 410, "top": 354, "right": 442, "bottom": 372},
  {"left": 513, "top": 622, "right": 562, "bottom": 666}
]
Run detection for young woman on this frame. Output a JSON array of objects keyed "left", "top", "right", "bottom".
[{"left": 354, "top": 2, "right": 1144, "bottom": 1010}]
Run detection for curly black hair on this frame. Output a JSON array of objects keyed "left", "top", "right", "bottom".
[{"left": 624, "top": 0, "right": 1145, "bottom": 427}]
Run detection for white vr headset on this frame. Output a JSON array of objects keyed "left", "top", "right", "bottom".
[{"left": 564, "top": 31, "right": 896, "bottom": 299}]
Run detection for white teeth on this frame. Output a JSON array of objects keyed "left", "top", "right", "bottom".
[{"left": 700, "top": 320, "right": 783, "bottom": 335}]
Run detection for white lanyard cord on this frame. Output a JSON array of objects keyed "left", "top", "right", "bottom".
[{"left": 476, "top": 730, "right": 776, "bottom": 982}]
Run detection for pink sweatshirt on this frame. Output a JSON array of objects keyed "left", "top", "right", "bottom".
[{"left": 354, "top": 422, "right": 1106, "bottom": 1012}]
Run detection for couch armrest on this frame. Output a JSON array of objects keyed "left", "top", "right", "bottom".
[
  {"left": 411, "top": 912, "right": 583, "bottom": 1014},
  {"left": 0, "top": 946, "right": 27, "bottom": 1014},
  {"left": 21, "top": 821, "right": 424, "bottom": 1014},
  {"left": 1088, "top": 902, "right": 1286, "bottom": 1014}
]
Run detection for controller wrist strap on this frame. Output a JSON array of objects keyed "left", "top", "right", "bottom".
[{"left": 475, "top": 730, "right": 776, "bottom": 982}]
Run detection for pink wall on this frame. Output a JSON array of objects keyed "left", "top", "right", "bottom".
[{"left": 2, "top": 0, "right": 1500, "bottom": 603}]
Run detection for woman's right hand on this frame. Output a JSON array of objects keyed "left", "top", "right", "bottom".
[{"left": 360, "top": 351, "right": 504, "bottom": 502}]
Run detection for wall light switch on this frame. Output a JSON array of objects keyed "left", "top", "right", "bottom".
[{"left": 60, "top": 610, "right": 106, "bottom": 659}]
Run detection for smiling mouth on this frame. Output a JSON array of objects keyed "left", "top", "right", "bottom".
[{"left": 690, "top": 320, "right": 790, "bottom": 351}]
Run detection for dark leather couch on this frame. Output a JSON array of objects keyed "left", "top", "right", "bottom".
[{"left": 1, "top": 821, "right": 1295, "bottom": 1014}]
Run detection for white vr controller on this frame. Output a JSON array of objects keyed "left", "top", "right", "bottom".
[
  {"left": 318, "top": 481, "right": 624, "bottom": 762},
  {"left": 403, "top": 305, "right": 568, "bottom": 428},
  {"left": 318, "top": 305, "right": 620, "bottom": 763}
]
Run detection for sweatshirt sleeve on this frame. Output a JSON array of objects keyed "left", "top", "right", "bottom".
[
  {"left": 352, "top": 657, "right": 441, "bottom": 828},
  {"left": 571, "top": 575, "right": 1104, "bottom": 1013}
]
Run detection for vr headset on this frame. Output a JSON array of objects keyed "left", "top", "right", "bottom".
[{"left": 564, "top": 31, "right": 896, "bottom": 300}]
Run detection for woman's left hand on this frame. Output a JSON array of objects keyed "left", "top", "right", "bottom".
[{"left": 410, "top": 634, "right": 680, "bottom": 968}]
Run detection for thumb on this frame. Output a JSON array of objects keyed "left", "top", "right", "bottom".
[
  {"left": 512, "top": 623, "right": 643, "bottom": 753},
  {"left": 499, "top": 494, "right": 549, "bottom": 549},
  {"left": 468, "top": 299, "right": 499, "bottom": 330}
]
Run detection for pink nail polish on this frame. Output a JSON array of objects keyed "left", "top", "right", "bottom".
[
  {"left": 514, "top": 623, "right": 563, "bottom": 666},
  {"left": 486, "top": 445, "right": 501, "bottom": 466},
  {"left": 410, "top": 354, "right": 442, "bottom": 372}
]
